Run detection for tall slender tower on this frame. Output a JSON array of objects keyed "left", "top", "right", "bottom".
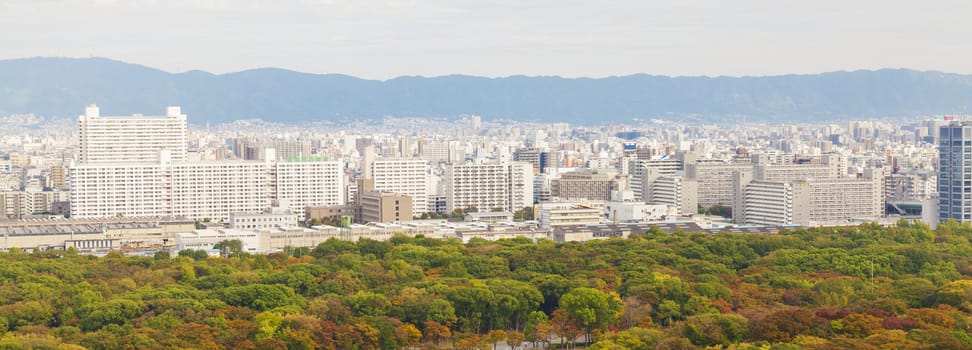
[{"left": 938, "top": 123, "right": 972, "bottom": 222}]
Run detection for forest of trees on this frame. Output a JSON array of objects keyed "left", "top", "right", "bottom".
[{"left": 2, "top": 219, "right": 972, "bottom": 349}]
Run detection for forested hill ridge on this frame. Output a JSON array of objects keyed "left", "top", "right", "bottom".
[
  {"left": 3, "top": 57, "right": 972, "bottom": 124},
  {"left": 1, "top": 221, "right": 972, "bottom": 348}
]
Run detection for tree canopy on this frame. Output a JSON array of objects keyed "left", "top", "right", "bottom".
[{"left": 0, "top": 220, "right": 971, "bottom": 348}]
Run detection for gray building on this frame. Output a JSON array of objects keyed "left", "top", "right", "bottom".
[{"left": 939, "top": 123, "right": 972, "bottom": 222}]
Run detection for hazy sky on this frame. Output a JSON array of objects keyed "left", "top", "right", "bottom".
[{"left": 2, "top": 0, "right": 970, "bottom": 79}]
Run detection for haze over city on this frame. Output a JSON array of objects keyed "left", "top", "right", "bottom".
[{"left": 3, "top": 0, "right": 972, "bottom": 79}]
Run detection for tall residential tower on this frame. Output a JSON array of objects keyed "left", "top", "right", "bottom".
[{"left": 77, "top": 104, "right": 188, "bottom": 163}]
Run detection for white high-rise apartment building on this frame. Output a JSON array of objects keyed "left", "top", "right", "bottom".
[
  {"left": 445, "top": 162, "right": 534, "bottom": 214},
  {"left": 734, "top": 180, "right": 793, "bottom": 226},
  {"left": 77, "top": 104, "right": 187, "bottom": 163},
  {"left": 70, "top": 163, "right": 168, "bottom": 218},
  {"left": 372, "top": 159, "right": 429, "bottom": 216},
  {"left": 168, "top": 161, "right": 272, "bottom": 221},
  {"left": 510, "top": 162, "right": 535, "bottom": 210},
  {"left": 274, "top": 159, "right": 344, "bottom": 218}
]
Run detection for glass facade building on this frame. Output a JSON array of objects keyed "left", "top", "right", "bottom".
[{"left": 939, "top": 123, "right": 972, "bottom": 222}]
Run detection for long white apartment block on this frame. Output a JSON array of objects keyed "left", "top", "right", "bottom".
[
  {"left": 77, "top": 104, "right": 187, "bottom": 163},
  {"left": 71, "top": 156, "right": 344, "bottom": 222},
  {"left": 168, "top": 161, "right": 272, "bottom": 221},
  {"left": 445, "top": 161, "right": 534, "bottom": 214},
  {"left": 372, "top": 159, "right": 429, "bottom": 216},
  {"left": 70, "top": 163, "right": 168, "bottom": 218},
  {"left": 733, "top": 168, "right": 883, "bottom": 226},
  {"left": 753, "top": 163, "right": 838, "bottom": 182}
]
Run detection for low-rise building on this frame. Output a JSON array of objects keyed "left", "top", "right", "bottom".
[
  {"left": 229, "top": 206, "right": 299, "bottom": 230},
  {"left": 537, "top": 202, "right": 603, "bottom": 228}
]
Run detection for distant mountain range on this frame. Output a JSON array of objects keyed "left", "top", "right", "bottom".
[{"left": 1, "top": 57, "right": 971, "bottom": 124}]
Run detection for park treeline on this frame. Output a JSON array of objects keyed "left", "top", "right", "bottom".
[{"left": 3, "top": 219, "right": 972, "bottom": 349}]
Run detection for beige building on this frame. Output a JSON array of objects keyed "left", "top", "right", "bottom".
[
  {"left": 358, "top": 191, "right": 412, "bottom": 224},
  {"left": 49, "top": 165, "right": 67, "bottom": 189},
  {"left": 305, "top": 205, "right": 356, "bottom": 225},
  {"left": 552, "top": 170, "right": 625, "bottom": 201},
  {"left": 537, "top": 202, "right": 603, "bottom": 228}
]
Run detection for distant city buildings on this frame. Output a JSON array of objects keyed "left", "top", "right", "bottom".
[{"left": 0, "top": 102, "right": 957, "bottom": 242}]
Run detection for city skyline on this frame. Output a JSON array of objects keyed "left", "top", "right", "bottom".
[{"left": 2, "top": 1, "right": 970, "bottom": 79}]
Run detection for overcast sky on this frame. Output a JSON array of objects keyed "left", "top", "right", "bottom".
[{"left": 2, "top": 0, "right": 969, "bottom": 79}]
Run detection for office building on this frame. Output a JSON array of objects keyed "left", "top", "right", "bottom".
[
  {"left": 419, "top": 140, "right": 452, "bottom": 164},
  {"left": 603, "top": 201, "right": 676, "bottom": 223},
  {"left": 513, "top": 147, "right": 557, "bottom": 174},
  {"left": 229, "top": 207, "right": 299, "bottom": 230},
  {"left": 939, "top": 123, "right": 972, "bottom": 222},
  {"left": 552, "top": 170, "right": 625, "bottom": 201},
  {"left": 358, "top": 191, "right": 412, "bottom": 223}
]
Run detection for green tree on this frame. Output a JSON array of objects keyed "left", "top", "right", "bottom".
[
  {"left": 560, "top": 287, "right": 623, "bottom": 343},
  {"left": 214, "top": 239, "right": 244, "bottom": 257},
  {"left": 524, "top": 311, "right": 549, "bottom": 349},
  {"left": 221, "top": 284, "right": 305, "bottom": 311}
]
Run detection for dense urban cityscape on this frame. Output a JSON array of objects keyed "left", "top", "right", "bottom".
[{"left": 0, "top": 104, "right": 948, "bottom": 255}]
